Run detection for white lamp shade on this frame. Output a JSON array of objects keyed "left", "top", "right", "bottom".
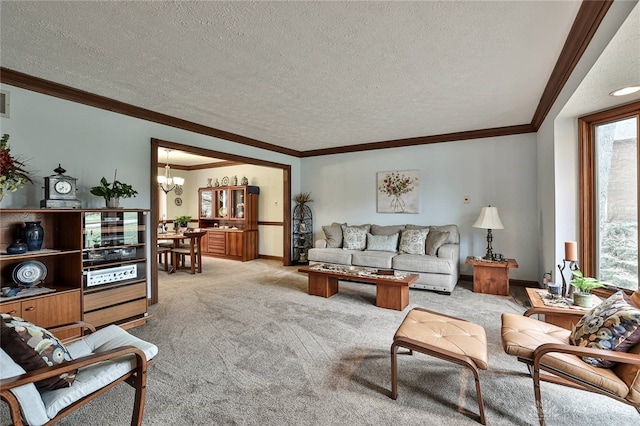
[
  {"left": 473, "top": 206, "right": 504, "bottom": 230},
  {"left": 173, "top": 176, "right": 185, "bottom": 186}
]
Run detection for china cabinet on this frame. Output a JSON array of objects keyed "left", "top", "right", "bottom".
[
  {"left": 0, "top": 209, "right": 150, "bottom": 338},
  {"left": 198, "top": 185, "right": 259, "bottom": 261},
  {"left": 292, "top": 204, "right": 313, "bottom": 264}
]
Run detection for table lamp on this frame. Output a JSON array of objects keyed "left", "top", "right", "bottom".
[{"left": 473, "top": 205, "right": 504, "bottom": 260}]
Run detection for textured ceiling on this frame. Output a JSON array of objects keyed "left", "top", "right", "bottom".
[{"left": 0, "top": 1, "right": 635, "bottom": 154}]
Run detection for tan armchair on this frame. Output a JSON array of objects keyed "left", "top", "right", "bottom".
[{"left": 501, "top": 303, "right": 640, "bottom": 426}]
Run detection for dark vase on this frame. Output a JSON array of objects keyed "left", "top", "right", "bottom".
[
  {"left": 6, "top": 239, "right": 28, "bottom": 254},
  {"left": 23, "top": 221, "right": 44, "bottom": 251}
]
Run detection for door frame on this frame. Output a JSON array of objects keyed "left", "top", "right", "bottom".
[{"left": 150, "top": 138, "right": 292, "bottom": 304}]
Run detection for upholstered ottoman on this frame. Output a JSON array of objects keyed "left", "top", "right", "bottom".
[{"left": 391, "top": 308, "right": 489, "bottom": 424}]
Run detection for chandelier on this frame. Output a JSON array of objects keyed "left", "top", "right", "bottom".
[{"left": 157, "top": 149, "right": 184, "bottom": 194}]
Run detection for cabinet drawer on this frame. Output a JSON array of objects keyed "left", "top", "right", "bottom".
[
  {"left": 84, "top": 282, "right": 147, "bottom": 312},
  {"left": 207, "top": 232, "right": 226, "bottom": 253},
  {"left": 0, "top": 302, "right": 21, "bottom": 317},
  {"left": 21, "top": 291, "right": 82, "bottom": 328},
  {"left": 83, "top": 299, "right": 147, "bottom": 328}
]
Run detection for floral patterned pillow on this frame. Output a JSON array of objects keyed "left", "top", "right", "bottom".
[
  {"left": 0, "top": 314, "right": 76, "bottom": 391},
  {"left": 398, "top": 229, "right": 429, "bottom": 255},
  {"left": 569, "top": 291, "right": 640, "bottom": 367},
  {"left": 341, "top": 225, "right": 369, "bottom": 250}
]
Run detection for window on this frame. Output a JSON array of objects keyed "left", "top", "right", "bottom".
[{"left": 579, "top": 102, "right": 639, "bottom": 291}]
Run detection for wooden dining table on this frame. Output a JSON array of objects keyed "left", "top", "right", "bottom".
[{"left": 157, "top": 232, "right": 192, "bottom": 274}]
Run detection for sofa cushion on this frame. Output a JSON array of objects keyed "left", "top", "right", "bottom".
[
  {"left": 569, "top": 290, "right": 640, "bottom": 367},
  {"left": 430, "top": 224, "right": 460, "bottom": 244},
  {"left": 352, "top": 251, "right": 396, "bottom": 269},
  {"left": 1, "top": 315, "right": 76, "bottom": 391},
  {"left": 370, "top": 224, "right": 406, "bottom": 236},
  {"left": 308, "top": 248, "right": 357, "bottom": 265},
  {"left": 425, "top": 230, "right": 450, "bottom": 255},
  {"left": 393, "top": 253, "right": 453, "bottom": 274},
  {"left": 342, "top": 225, "right": 369, "bottom": 250},
  {"left": 322, "top": 222, "right": 346, "bottom": 248},
  {"left": 405, "top": 224, "right": 429, "bottom": 230},
  {"left": 398, "top": 229, "right": 429, "bottom": 255},
  {"left": 366, "top": 233, "right": 399, "bottom": 252}
]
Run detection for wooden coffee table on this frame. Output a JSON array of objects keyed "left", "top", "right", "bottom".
[
  {"left": 298, "top": 264, "right": 419, "bottom": 310},
  {"left": 524, "top": 287, "right": 601, "bottom": 330}
]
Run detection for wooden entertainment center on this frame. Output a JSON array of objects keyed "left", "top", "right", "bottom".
[{"left": 0, "top": 209, "right": 150, "bottom": 338}]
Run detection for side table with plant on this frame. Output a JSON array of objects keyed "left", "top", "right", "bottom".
[{"left": 570, "top": 270, "right": 606, "bottom": 308}]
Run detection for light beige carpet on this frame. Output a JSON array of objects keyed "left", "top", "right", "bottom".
[{"left": 3, "top": 258, "right": 637, "bottom": 425}]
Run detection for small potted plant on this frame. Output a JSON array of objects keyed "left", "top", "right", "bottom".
[
  {"left": 174, "top": 215, "right": 192, "bottom": 233},
  {"left": 570, "top": 270, "right": 605, "bottom": 308},
  {"left": 90, "top": 170, "right": 138, "bottom": 208}
]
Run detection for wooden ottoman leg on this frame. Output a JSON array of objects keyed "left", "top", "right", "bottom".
[{"left": 391, "top": 341, "right": 399, "bottom": 400}]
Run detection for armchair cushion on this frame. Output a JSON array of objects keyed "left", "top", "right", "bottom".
[
  {"left": 569, "top": 290, "right": 640, "bottom": 367},
  {"left": 1, "top": 315, "right": 76, "bottom": 391}
]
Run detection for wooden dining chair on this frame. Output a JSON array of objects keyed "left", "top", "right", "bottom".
[{"left": 172, "top": 230, "right": 207, "bottom": 274}]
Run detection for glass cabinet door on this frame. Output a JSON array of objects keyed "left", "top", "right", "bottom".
[
  {"left": 231, "top": 188, "right": 245, "bottom": 219},
  {"left": 200, "top": 189, "right": 213, "bottom": 219},
  {"left": 215, "top": 189, "right": 228, "bottom": 218}
]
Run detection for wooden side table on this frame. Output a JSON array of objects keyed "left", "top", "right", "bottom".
[
  {"left": 465, "top": 256, "right": 518, "bottom": 296},
  {"left": 524, "top": 287, "right": 601, "bottom": 330}
]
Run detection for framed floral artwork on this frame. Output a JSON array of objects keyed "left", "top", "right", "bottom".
[{"left": 376, "top": 170, "right": 419, "bottom": 213}]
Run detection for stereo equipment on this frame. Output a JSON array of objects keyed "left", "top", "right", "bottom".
[{"left": 85, "top": 264, "right": 137, "bottom": 287}]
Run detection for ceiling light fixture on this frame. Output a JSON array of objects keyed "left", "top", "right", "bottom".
[
  {"left": 157, "top": 149, "right": 184, "bottom": 194},
  {"left": 609, "top": 86, "right": 640, "bottom": 97}
]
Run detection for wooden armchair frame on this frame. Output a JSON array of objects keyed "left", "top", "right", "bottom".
[
  {"left": 503, "top": 312, "right": 640, "bottom": 426},
  {"left": 0, "top": 321, "right": 153, "bottom": 426}
]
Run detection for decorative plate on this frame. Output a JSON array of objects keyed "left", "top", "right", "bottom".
[
  {"left": 174, "top": 197, "right": 182, "bottom": 206},
  {"left": 174, "top": 186, "right": 183, "bottom": 195},
  {"left": 219, "top": 207, "right": 228, "bottom": 217},
  {"left": 12, "top": 261, "right": 48, "bottom": 287},
  {"left": 221, "top": 176, "right": 229, "bottom": 186}
]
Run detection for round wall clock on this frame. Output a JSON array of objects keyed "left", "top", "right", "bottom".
[
  {"left": 174, "top": 197, "right": 183, "bottom": 206},
  {"left": 174, "top": 186, "right": 183, "bottom": 195}
]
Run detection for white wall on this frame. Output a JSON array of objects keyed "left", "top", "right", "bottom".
[
  {"left": 0, "top": 85, "right": 301, "bottom": 211},
  {"left": 536, "top": 0, "right": 637, "bottom": 284},
  {"left": 302, "top": 133, "right": 539, "bottom": 280},
  {"left": 0, "top": 85, "right": 299, "bottom": 259}
]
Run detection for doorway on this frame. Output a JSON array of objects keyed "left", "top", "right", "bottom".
[{"left": 150, "top": 138, "right": 292, "bottom": 304}]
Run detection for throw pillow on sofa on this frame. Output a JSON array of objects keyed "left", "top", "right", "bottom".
[
  {"left": 1, "top": 314, "right": 76, "bottom": 391},
  {"left": 398, "top": 229, "right": 429, "bottom": 255},
  {"left": 322, "top": 222, "right": 346, "bottom": 248},
  {"left": 569, "top": 290, "right": 640, "bottom": 367},
  {"left": 366, "top": 232, "right": 399, "bottom": 252},
  {"left": 341, "top": 225, "right": 370, "bottom": 250},
  {"left": 425, "top": 230, "right": 450, "bottom": 255}
]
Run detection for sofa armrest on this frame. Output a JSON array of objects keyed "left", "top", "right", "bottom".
[
  {"left": 315, "top": 240, "right": 327, "bottom": 249},
  {"left": 437, "top": 243, "right": 458, "bottom": 260}
]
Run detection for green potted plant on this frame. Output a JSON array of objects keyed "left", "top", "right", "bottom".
[
  {"left": 90, "top": 170, "right": 138, "bottom": 208},
  {"left": 570, "top": 270, "right": 606, "bottom": 308},
  {"left": 174, "top": 215, "right": 192, "bottom": 232}
]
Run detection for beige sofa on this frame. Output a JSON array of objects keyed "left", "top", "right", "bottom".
[{"left": 308, "top": 223, "right": 460, "bottom": 294}]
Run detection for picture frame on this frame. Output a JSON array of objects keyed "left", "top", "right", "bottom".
[{"left": 376, "top": 170, "right": 419, "bottom": 213}]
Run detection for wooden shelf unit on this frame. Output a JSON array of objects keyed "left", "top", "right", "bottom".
[
  {"left": 198, "top": 185, "right": 259, "bottom": 261},
  {"left": 0, "top": 208, "right": 150, "bottom": 336}
]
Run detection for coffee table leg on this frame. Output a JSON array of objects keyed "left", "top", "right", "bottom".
[
  {"left": 308, "top": 273, "right": 339, "bottom": 298},
  {"left": 376, "top": 283, "right": 409, "bottom": 310}
]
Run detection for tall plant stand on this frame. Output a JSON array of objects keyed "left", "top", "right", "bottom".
[{"left": 292, "top": 204, "right": 312, "bottom": 264}]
